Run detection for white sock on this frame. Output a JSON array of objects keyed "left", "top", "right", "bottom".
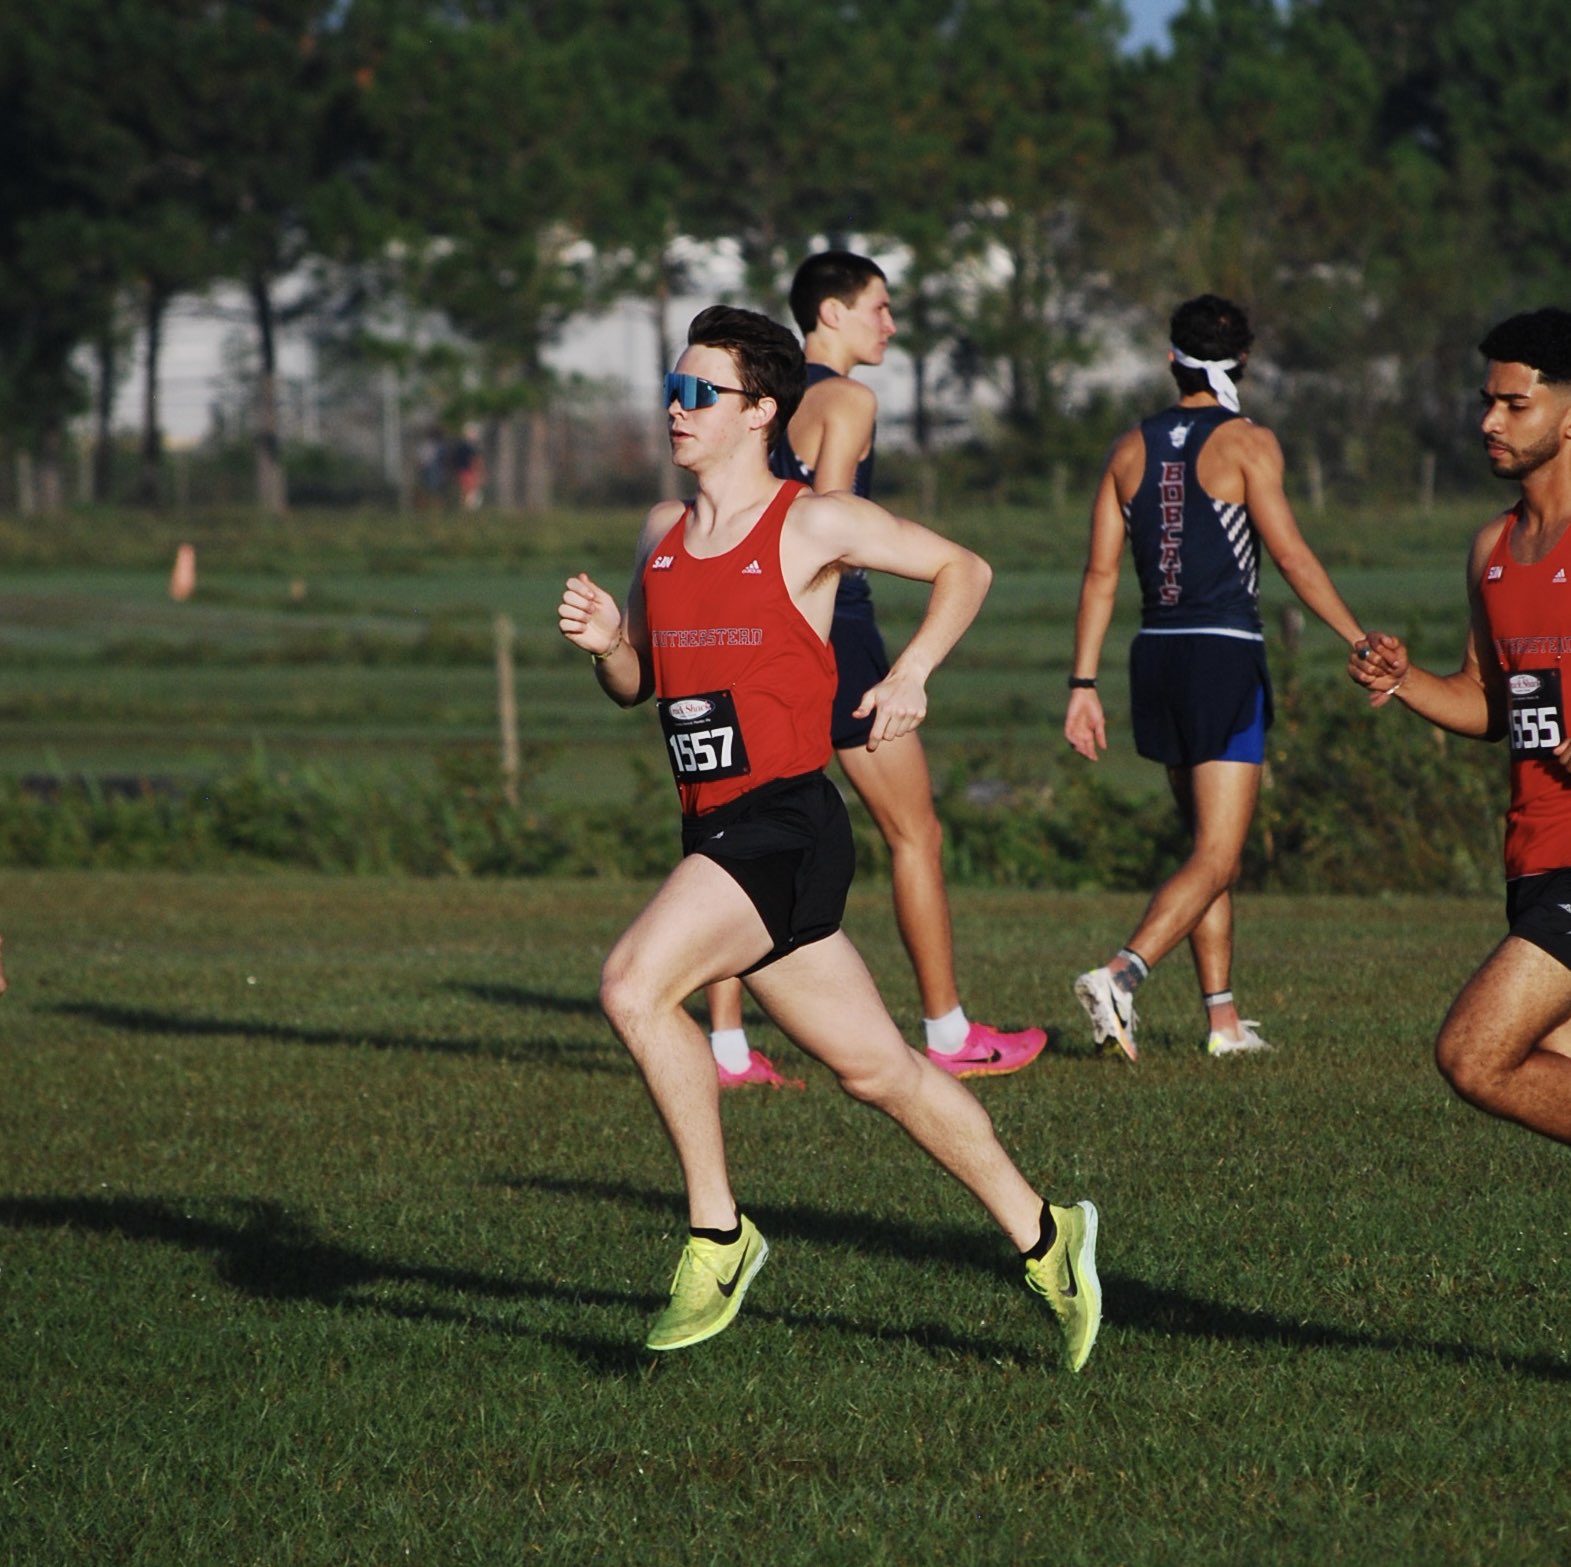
[
  {"left": 924, "top": 1005, "right": 970, "bottom": 1054},
  {"left": 710, "top": 1027, "right": 752, "bottom": 1073}
]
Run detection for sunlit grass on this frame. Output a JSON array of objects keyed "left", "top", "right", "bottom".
[{"left": 3, "top": 870, "right": 1564, "bottom": 1564}]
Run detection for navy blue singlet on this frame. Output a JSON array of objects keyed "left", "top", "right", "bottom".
[
  {"left": 770, "top": 363, "right": 875, "bottom": 613},
  {"left": 1126, "top": 405, "right": 1261, "bottom": 636}
]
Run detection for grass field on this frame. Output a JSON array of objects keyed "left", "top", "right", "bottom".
[
  {"left": 2, "top": 493, "right": 1555, "bottom": 1562},
  {"left": 5, "top": 869, "right": 1571, "bottom": 1565},
  {"left": 0, "top": 496, "right": 1485, "bottom": 810}
]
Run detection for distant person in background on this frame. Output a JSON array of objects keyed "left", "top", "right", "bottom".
[
  {"left": 1065, "top": 294, "right": 1369, "bottom": 1060},
  {"left": 452, "top": 424, "right": 484, "bottom": 510},
  {"left": 1351, "top": 307, "right": 1571, "bottom": 1145},
  {"left": 704, "top": 251, "right": 1046, "bottom": 1089},
  {"left": 417, "top": 427, "right": 446, "bottom": 503}
]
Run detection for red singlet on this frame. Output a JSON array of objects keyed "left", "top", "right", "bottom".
[
  {"left": 1480, "top": 508, "right": 1571, "bottom": 878},
  {"left": 642, "top": 480, "right": 836, "bottom": 815}
]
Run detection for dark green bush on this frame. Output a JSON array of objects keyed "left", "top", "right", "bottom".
[{"left": 0, "top": 681, "right": 1510, "bottom": 892}]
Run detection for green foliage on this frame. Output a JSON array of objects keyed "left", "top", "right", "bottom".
[
  {"left": 1254, "top": 670, "right": 1502, "bottom": 894},
  {"left": 0, "top": 675, "right": 1510, "bottom": 895}
]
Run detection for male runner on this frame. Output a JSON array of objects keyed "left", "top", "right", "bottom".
[
  {"left": 1066, "top": 294, "right": 1368, "bottom": 1059},
  {"left": 705, "top": 252, "right": 1045, "bottom": 1089},
  {"left": 1351, "top": 307, "right": 1571, "bottom": 1142},
  {"left": 556, "top": 305, "right": 1100, "bottom": 1368}
]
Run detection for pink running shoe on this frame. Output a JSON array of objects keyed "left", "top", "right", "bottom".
[
  {"left": 717, "top": 1049, "right": 805, "bottom": 1090},
  {"left": 927, "top": 1021, "right": 1048, "bottom": 1079}
]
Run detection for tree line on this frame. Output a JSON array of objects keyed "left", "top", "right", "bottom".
[{"left": 3, "top": 0, "right": 1568, "bottom": 513}]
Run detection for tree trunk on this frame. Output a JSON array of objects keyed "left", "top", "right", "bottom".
[
  {"left": 94, "top": 331, "right": 117, "bottom": 503},
  {"left": 654, "top": 263, "right": 680, "bottom": 500},
  {"left": 138, "top": 283, "right": 168, "bottom": 506},
  {"left": 36, "top": 428, "right": 65, "bottom": 512},
  {"left": 250, "top": 274, "right": 287, "bottom": 515},
  {"left": 494, "top": 415, "right": 520, "bottom": 509},
  {"left": 523, "top": 407, "right": 552, "bottom": 511},
  {"left": 15, "top": 451, "right": 35, "bottom": 516}
]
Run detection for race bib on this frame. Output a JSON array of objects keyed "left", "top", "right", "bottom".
[
  {"left": 1508, "top": 668, "right": 1565, "bottom": 758},
  {"left": 657, "top": 689, "right": 751, "bottom": 783}
]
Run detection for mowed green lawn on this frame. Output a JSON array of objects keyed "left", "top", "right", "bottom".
[
  {"left": 5, "top": 869, "right": 1570, "bottom": 1565},
  {"left": 0, "top": 497, "right": 1484, "bottom": 810}
]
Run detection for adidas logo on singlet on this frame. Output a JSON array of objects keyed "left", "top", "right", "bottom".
[
  {"left": 1556, "top": 569, "right": 1567, "bottom": 583},
  {"left": 741, "top": 559, "right": 762, "bottom": 575}
]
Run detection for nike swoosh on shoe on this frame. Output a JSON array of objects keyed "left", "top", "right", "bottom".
[{"left": 717, "top": 1254, "right": 750, "bottom": 1297}]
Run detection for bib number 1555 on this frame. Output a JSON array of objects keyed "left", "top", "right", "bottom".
[{"left": 1508, "top": 669, "right": 1565, "bottom": 758}]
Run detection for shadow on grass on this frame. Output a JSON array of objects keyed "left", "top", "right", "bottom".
[
  {"left": 505, "top": 1173, "right": 1571, "bottom": 1384},
  {"left": 446, "top": 981, "right": 603, "bottom": 1017},
  {"left": 0, "top": 1192, "right": 646, "bottom": 1375},
  {"left": 49, "top": 1000, "right": 628, "bottom": 1074},
  {"left": 0, "top": 1190, "right": 1037, "bottom": 1371}
]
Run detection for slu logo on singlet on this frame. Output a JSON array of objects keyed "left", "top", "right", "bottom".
[
  {"left": 1487, "top": 565, "right": 1504, "bottom": 580},
  {"left": 651, "top": 555, "right": 675, "bottom": 571}
]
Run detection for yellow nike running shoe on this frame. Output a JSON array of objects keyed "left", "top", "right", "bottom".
[
  {"left": 645, "top": 1214, "right": 769, "bottom": 1352},
  {"left": 1025, "top": 1200, "right": 1102, "bottom": 1373}
]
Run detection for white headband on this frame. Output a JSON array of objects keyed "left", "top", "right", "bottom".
[{"left": 1171, "top": 347, "right": 1241, "bottom": 412}]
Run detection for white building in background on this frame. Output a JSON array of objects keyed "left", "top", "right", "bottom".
[{"left": 103, "top": 235, "right": 1149, "bottom": 460}]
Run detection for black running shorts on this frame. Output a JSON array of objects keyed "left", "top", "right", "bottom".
[
  {"left": 1506, "top": 867, "right": 1571, "bottom": 971},
  {"left": 1129, "top": 632, "right": 1274, "bottom": 768},
  {"left": 681, "top": 771, "right": 855, "bottom": 974},
  {"left": 829, "top": 605, "right": 890, "bottom": 751}
]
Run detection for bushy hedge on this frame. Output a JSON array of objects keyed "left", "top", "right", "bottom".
[{"left": 0, "top": 679, "right": 1509, "bottom": 893}]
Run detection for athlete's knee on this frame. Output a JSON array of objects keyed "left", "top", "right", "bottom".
[
  {"left": 1185, "top": 840, "right": 1244, "bottom": 897},
  {"left": 832, "top": 1043, "right": 922, "bottom": 1109},
  {"left": 1434, "top": 1023, "right": 1505, "bottom": 1107},
  {"left": 599, "top": 946, "right": 661, "bottom": 1039},
  {"left": 882, "top": 799, "right": 943, "bottom": 864}
]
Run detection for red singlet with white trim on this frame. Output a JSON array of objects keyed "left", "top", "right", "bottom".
[
  {"left": 1480, "top": 508, "right": 1571, "bottom": 878},
  {"left": 642, "top": 479, "right": 836, "bottom": 815}
]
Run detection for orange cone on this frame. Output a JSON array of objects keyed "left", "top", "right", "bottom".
[{"left": 169, "top": 543, "right": 196, "bottom": 601}]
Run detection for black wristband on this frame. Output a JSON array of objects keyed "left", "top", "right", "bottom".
[{"left": 1067, "top": 676, "right": 1098, "bottom": 690}]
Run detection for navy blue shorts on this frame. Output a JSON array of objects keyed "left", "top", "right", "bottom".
[
  {"left": 1506, "top": 868, "right": 1571, "bottom": 971},
  {"left": 829, "top": 605, "right": 890, "bottom": 751},
  {"left": 1129, "top": 633, "right": 1273, "bottom": 768},
  {"left": 681, "top": 772, "right": 854, "bottom": 974}
]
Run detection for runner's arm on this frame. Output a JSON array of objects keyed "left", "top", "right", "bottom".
[
  {"left": 1065, "top": 458, "right": 1129, "bottom": 760},
  {"left": 803, "top": 379, "right": 876, "bottom": 494},
  {"left": 794, "top": 493, "right": 991, "bottom": 749},
  {"left": 1242, "top": 427, "right": 1367, "bottom": 648},
  {"left": 557, "top": 505, "right": 668, "bottom": 706},
  {"left": 1351, "top": 521, "right": 1505, "bottom": 740}
]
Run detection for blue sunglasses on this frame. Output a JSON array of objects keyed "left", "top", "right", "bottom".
[{"left": 663, "top": 372, "right": 754, "bottom": 410}]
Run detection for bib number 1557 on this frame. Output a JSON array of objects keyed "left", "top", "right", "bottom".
[{"left": 657, "top": 689, "right": 751, "bottom": 782}]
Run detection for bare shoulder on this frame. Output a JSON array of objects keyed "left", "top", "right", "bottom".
[
  {"left": 640, "top": 498, "right": 686, "bottom": 542},
  {"left": 798, "top": 374, "right": 877, "bottom": 436},
  {"left": 1468, "top": 509, "right": 1513, "bottom": 573},
  {"left": 812, "top": 375, "right": 877, "bottom": 413},
  {"left": 785, "top": 484, "right": 870, "bottom": 534},
  {"left": 1105, "top": 423, "right": 1147, "bottom": 496},
  {"left": 1216, "top": 416, "right": 1283, "bottom": 461}
]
